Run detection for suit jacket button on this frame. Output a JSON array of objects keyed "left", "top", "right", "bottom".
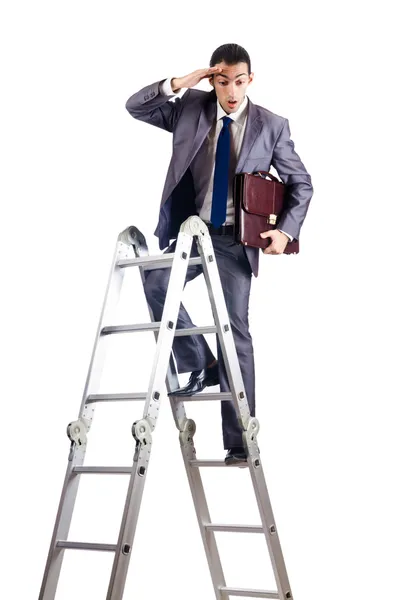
[
  {"left": 144, "top": 95, "right": 149, "bottom": 100},
  {"left": 150, "top": 92, "right": 155, "bottom": 97}
]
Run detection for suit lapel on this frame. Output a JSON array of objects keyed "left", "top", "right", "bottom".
[
  {"left": 235, "top": 98, "right": 264, "bottom": 172},
  {"left": 183, "top": 90, "right": 217, "bottom": 171}
]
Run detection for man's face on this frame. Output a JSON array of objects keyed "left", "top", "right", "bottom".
[{"left": 209, "top": 61, "right": 254, "bottom": 114}]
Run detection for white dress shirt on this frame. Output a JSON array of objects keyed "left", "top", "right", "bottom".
[{"left": 160, "top": 78, "right": 293, "bottom": 242}]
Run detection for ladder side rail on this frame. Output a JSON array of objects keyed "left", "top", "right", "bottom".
[
  {"left": 158, "top": 222, "right": 229, "bottom": 597},
  {"left": 136, "top": 229, "right": 228, "bottom": 597},
  {"left": 105, "top": 422, "right": 153, "bottom": 599},
  {"left": 195, "top": 231, "right": 251, "bottom": 429},
  {"left": 247, "top": 461, "right": 292, "bottom": 600},
  {"left": 176, "top": 419, "right": 228, "bottom": 600},
  {"left": 39, "top": 235, "right": 134, "bottom": 600},
  {"left": 38, "top": 444, "right": 85, "bottom": 600},
  {"left": 166, "top": 221, "right": 236, "bottom": 598},
  {"left": 132, "top": 232, "right": 187, "bottom": 429},
  {"left": 140, "top": 232, "right": 195, "bottom": 431},
  {"left": 106, "top": 231, "right": 196, "bottom": 599},
  {"left": 196, "top": 229, "right": 293, "bottom": 600}
]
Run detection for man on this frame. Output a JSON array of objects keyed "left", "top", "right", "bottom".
[{"left": 125, "top": 43, "right": 313, "bottom": 465}]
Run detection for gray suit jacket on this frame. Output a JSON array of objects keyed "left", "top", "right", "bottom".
[{"left": 125, "top": 79, "right": 313, "bottom": 277}]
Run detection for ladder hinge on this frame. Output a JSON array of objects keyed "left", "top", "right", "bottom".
[
  {"left": 132, "top": 419, "right": 152, "bottom": 445},
  {"left": 67, "top": 419, "right": 88, "bottom": 446},
  {"left": 180, "top": 418, "right": 196, "bottom": 444}
]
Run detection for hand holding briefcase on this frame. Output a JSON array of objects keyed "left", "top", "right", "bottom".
[{"left": 233, "top": 170, "right": 300, "bottom": 254}]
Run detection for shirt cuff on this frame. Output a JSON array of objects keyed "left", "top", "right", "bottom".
[
  {"left": 277, "top": 228, "right": 293, "bottom": 242},
  {"left": 160, "top": 77, "right": 177, "bottom": 96}
]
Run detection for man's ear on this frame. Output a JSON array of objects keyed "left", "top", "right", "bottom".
[
  {"left": 248, "top": 72, "right": 254, "bottom": 85},
  {"left": 209, "top": 75, "right": 214, "bottom": 87}
]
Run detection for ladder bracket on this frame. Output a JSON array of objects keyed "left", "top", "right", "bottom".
[
  {"left": 244, "top": 417, "right": 261, "bottom": 466},
  {"left": 180, "top": 215, "right": 209, "bottom": 238},
  {"left": 180, "top": 418, "right": 196, "bottom": 444},
  {"left": 67, "top": 419, "right": 88, "bottom": 446},
  {"left": 132, "top": 419, "right": 152, "bottom": 445},
  {"left": 247, "top": 417, "right": 260, "bottom": 441},
  {"left": 118, "top": 225, "right": 147, "bottom": 250}
]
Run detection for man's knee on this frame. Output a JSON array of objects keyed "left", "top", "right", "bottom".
[{"left": 228, "top": 312, "right": 252, "bottom": 347}]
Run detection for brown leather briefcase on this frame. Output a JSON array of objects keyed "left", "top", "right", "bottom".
[{"left": 233, "top": 170, "right": 300, "bottom": 254}]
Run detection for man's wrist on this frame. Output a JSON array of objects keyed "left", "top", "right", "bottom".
[
  {"left": 277, "top": 228, "right": 293, "bottom": 242},
  {"left": 171, "top": 77, "right": 182, "bottom": 93}
]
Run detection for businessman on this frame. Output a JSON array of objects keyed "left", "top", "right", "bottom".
[{"left": 125, "top": 43, "right": 313, "bottom": 465}]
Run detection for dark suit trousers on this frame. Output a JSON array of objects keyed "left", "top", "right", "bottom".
[{"left": 143, "top": 233, "right": 255, "bottom": 449}]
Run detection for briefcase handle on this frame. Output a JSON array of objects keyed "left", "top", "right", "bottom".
[{"left": 252, "top": 171, "right": 281, "bottom": 183}]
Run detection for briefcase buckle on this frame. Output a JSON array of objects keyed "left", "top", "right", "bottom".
[{"left": 268, "top": 214, "right": 277, "bottom": 225}]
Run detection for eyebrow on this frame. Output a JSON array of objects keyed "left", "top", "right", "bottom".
[{"left": 215, "top": 72, "right": 248, "bottom": 80}]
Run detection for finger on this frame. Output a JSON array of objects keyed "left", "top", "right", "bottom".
[{"left": 203, "top": 67, "right": 222, "bottom": 78}]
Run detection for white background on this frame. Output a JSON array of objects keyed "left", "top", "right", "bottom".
[{"left": 1, "top": 1, "right": 396, "bottom": 599}]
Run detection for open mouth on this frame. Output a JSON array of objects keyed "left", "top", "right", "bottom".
[{"left": 227, "top": 100, "right": 237, "bottom": 108}]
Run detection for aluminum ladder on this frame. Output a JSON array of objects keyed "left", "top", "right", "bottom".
[{"left": 39, "top": 216, "right": 293, "bottom": 600}]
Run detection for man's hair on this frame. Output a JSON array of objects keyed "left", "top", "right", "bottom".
[{"left": 210, "top": 43, "right": 251, "bottom": 75}]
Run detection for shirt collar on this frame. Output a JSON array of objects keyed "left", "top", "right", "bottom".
[{"left": 216, "top": 95, "right": 248, "bottom": 125}]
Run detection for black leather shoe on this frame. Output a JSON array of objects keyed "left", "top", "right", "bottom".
[
  {"left": 225, "top": 447, "right": 247, "bottom": 466},
  {"left": 168, "top": 363, "right": 219, "bottom": 397}
]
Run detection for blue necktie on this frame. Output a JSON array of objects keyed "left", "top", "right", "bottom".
[{"left": 210, "top": 116, "right": 233, "bottom": 227}]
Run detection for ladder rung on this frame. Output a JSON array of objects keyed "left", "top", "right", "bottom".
[
  {"left": 86, "top": 392, "right": 232, "bottom": 404},
  {"left": 190, "top": 460, "right": 248, "bottom": 468},
  {"left": 86, "top": 393, "right": 146, "bottom": 404},
  {"left": 56, "top": 541, "right": 117, "bottom": 552},
  {"left": 204, "top": 524, "right": 263, "bottom": 533},
  {"left": 101, "top": 323, "right": 217, "bottom": 336},
  {"left": 218, "top": 587, "right": 279, "bottom": 599},
  {"left": 117, "top": 254, "right": 202, "bottom": 270},
  {"left": 179, "top": 392, "right": 232, "bottom": 401},
  {"left": 73, "top": 466, "right": 133, "bottom": 474}
]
